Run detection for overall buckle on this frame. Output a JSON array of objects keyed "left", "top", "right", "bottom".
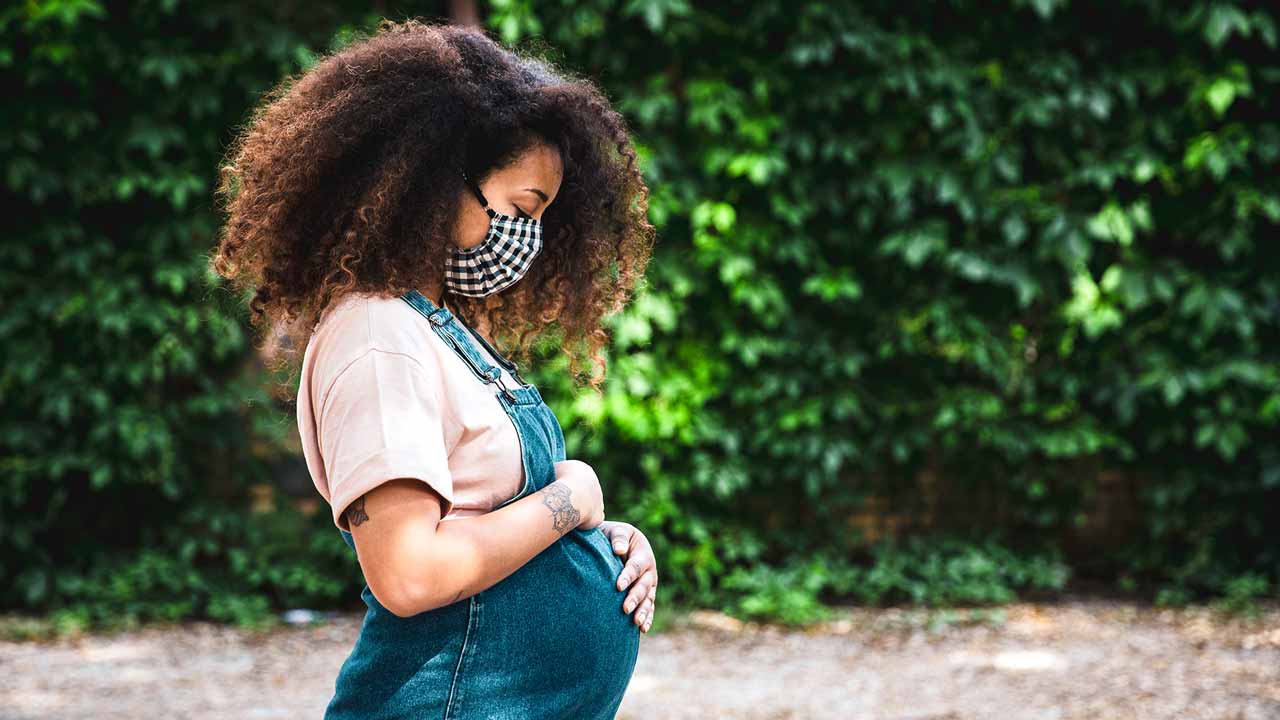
[{"left": 488, "top": 366, "right": 517, "bottom": 402}]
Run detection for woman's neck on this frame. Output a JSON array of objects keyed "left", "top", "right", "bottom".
[{"left": 419, "top": 278, "right": 445, "bottom": 309}]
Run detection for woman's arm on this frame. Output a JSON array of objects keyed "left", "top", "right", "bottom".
[{"left": 346, "top": 460, "right": 604, "bottom": 618}]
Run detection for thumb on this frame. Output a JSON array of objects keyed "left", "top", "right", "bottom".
[{"left": 610, "top": 526, "right": 631, "bottom": 554}]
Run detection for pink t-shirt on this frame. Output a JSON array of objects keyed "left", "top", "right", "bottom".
[{"left": 296, "top": 291, "right": 526, "bottom": 532}]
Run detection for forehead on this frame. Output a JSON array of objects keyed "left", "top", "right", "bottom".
[{"left": 498, "top": 143, "right": 563, "bottom": 187}]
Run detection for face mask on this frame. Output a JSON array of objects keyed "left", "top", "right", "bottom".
[{"left": 444, "top": 169, "right": 544, "bottom": 297}]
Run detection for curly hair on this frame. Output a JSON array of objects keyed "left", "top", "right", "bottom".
[{"left": 210, "top": 18, "right": 655, "bottom": 397}]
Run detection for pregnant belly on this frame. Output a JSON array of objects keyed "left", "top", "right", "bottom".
[
  {"left": 453, "top": 525, "right": 642, "bottom": 719},
  {"left": 326, "top": 526, "right": 640, "bottom": 720}
]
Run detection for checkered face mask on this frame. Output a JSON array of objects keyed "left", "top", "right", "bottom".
[{"left": 445, "top": 170, "right": 544, "bottom": 297}]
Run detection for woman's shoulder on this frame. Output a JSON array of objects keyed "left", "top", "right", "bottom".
[{"left": 308, "top": 291, "right": 442, "bottom": 380}]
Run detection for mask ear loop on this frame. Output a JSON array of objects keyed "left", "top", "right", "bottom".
[{"left": 459, "top": 168, "right": 490, "bottom": 208}]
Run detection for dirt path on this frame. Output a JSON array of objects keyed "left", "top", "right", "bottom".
[{"left": 2, "top": 596, "right": 1277, "bottom": 719}]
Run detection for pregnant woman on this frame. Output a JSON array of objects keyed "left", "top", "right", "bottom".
[{"left": 210, "top": 19, "right": 658, "bottom": 719}]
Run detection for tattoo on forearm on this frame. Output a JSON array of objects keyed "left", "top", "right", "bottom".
[
  {"left": 346, "top": 496, "right": 369, "bottom": 527},
  {"left": 540, "top": 483, "right": 580, "bottom": 535}
]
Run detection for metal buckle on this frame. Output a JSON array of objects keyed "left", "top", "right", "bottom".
[
  {"left": 489, "top": 367, "right": 517, "bottom": 402},
  {"left": 459, "top": 321, "right": 527, "bottom": 387}
]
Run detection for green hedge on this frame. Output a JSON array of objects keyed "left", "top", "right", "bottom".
[
  {"left": 0, "top": 1, "right": 380, "bottom": 627},
  {"left": 528, "top": 0, "right": 1280, "bottom": 607},
  {"left": 2, "top": 0, "right": 1276, "bottom": 629}
]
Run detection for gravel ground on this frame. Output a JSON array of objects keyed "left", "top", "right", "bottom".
[{"left": 1, "top": 596, "right": 1277, "bottom": 719}]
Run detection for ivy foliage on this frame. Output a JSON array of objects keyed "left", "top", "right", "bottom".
[
  {"left": 516, "top": 0, "right": 1280, "bottom": 604},
  {"left": 1, "top": 1, "right": 384, "bottom": 626},
  {"left": 2, "top": 1, "right": 1276, "bottom": 628}
]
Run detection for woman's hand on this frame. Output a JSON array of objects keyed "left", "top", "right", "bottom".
[{"left": 600, "top": 520, "right": 658, "bottom": 633}]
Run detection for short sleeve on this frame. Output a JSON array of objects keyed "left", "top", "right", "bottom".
[{"left": 316, "top": 348, "right": 454, "bottom": 532}]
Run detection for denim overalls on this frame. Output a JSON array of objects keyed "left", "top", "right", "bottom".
[{"left": 324, "top": 289, "right": 641, "bottom": 720}]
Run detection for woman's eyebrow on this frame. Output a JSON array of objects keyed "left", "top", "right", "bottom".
[{"left": 523, "top": 188, "right": 549, "bottom": 203}]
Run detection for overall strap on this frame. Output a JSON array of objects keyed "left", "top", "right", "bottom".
[
  {"left": 400, "top": 289, "right": 518, "bottom": 402},
  {"left": 454, "top": 313, "right": 531, "bottom": 387}
]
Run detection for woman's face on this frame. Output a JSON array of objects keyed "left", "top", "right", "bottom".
[{"left": 454, "top": 142, "right": 564, "bottom": 252}]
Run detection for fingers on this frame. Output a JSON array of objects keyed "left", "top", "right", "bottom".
[
  {"left": 603, "top": 522, "right": 657, "bottom": 632},
  {"left": 622, "top": 568, "right": 657, "bottom": 613},
  {"left": 641, "top": 576, "right": 657, "bottom": 632},
  {"left": 615, "top": 538, "right": 655, "bottom": 591},
  {"left": 616, "top": 548, "right": 655, "bottom": 591},
  {"left": 635, "top": 594, "right": 655, "bottom": 633}
]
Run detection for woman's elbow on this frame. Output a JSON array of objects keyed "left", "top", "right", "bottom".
[
  {"left": 370, "top": 576, "right": 439, "bottom": 618},
  {"left": 369, "top": 554, "right": 457, "bottom": 617},
  {"left": 359, "top": 542, "right": 442, "bottom": 617}
]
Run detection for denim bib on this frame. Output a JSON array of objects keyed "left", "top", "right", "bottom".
[{"left": 323, "top": 289, "right": 640, "bottom": 720}]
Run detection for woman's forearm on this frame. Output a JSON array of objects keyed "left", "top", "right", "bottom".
[{"left": 403, "top": 480, "right": 582, "bottom": 615}]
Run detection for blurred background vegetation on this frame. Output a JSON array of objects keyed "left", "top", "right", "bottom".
[{"left": 2, "top": 0, "right": 1277, "bottom": 634}]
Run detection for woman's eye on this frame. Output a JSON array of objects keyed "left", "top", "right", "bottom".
[{"left": 515, "top": 207, "right": 534, "bottom": 220}]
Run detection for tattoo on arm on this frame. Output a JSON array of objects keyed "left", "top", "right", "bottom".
[
  {"left": 540, "top": 483, "right": 580, "bottom": 535},
  {"left": 345, "top": 495, "right": 370, "bottom": 527}
]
